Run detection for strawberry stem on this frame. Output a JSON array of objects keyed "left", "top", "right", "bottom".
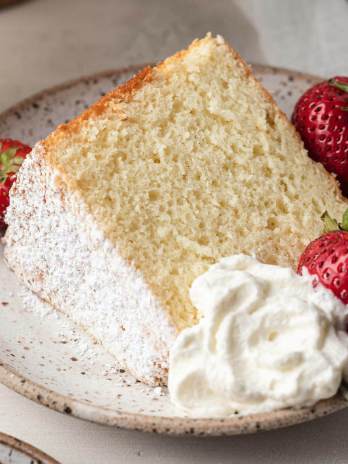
[{"left": 329, "top": 78, "right": 348, "bottom": 94}]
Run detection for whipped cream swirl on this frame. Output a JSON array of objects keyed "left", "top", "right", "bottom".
[{"left": 169, "top": 255, "right": 348, "bottom": 417}]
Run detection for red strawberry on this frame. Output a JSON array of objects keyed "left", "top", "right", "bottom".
[
  {"left": 297, "top": 210, "right": 348, "bottom": 304},
  {"left": 0, "top": 138, "right": 31, "bottom": 231},
  {"left": 292, "top": 77, "right": 348, "bottom": 185}
]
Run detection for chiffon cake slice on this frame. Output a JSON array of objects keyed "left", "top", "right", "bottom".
[{"left": 4, "top": 34, "right": 347, "bottom": 384}]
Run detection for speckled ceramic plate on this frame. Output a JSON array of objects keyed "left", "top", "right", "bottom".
[
  {"left": 0, "top": 432, "right": 59, "bottom": 464},
  {"left": 1, "top": 64, "right": 347, "bottom": 436}
]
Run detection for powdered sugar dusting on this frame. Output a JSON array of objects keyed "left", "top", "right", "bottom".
[{"left": 4, "top": 144, "right": 177, "bottom": 385}]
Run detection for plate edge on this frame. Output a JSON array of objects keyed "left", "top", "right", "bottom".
[
  {"left": 0, "top": 360, "right": 346, "bottom": 436},
  {"left": 0, "top": 431, "right": 59, "bottom": 463}
]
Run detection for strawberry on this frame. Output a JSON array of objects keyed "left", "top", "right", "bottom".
[
  {"left": 0, "top": 138, "right": 31, "bottom": 231},
  {"left": 297, "top": 209, "right": 348, "bottom": 304},
  {"left": 292, "top": 77, "right": 348, "bottom": 186}
]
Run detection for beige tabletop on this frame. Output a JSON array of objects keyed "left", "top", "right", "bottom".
[{"left": 1, "top": 0, "right": 348, "bottom": 463}]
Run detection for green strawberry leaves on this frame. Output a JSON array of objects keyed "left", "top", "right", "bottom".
[
  {"left": 0, "top": 148, "right": 24, "bottom": 183},
  {"left": 342, "top": 209, "right": 348, "bottom": 231},
  {"left": 321, "top": 208, "right": 348, "bottom": 233},
  {"left": 321, "top": 211, "right": 339, "bottom": 233}
]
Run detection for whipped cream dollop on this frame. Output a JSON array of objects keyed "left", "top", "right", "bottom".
[{"left": 168, "top": 254, "right": 348, "bottom": 417}]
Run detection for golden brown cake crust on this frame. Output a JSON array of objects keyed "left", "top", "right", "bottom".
[
  {"left": 42, "top": 35, "right": 344, "bottom": 204},
  {"left": 43, "top": 66, "right": 153, "bottom": 152}
]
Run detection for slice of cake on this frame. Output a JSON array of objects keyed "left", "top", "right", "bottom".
[{"left": 4, "top": 34, "right": 347, "bottom": 385}]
